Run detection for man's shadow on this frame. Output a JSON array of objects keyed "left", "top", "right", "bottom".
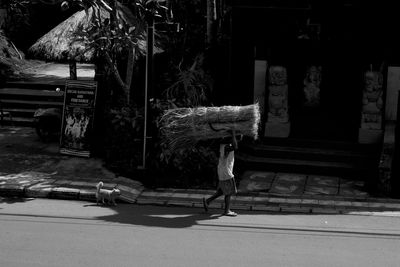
[{"left": 86, "top": 203, "right": 223, "bottom": 228}]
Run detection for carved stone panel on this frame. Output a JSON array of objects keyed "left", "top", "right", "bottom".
[
  {"left": 358, "top": 70, "right": 384, "bottom": 144},
  {"left": 303, "top": 65, "right": 321, "bottom": 107},
  {"left": 360, "top": 70, "right": 383, "bottom": 130},
  {"left": 265, "top": 65, "right": 290, "bottom": 137}
]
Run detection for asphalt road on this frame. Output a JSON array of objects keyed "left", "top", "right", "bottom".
[{"left": 1, "top": 198, "right": 400, "bottom": 267}]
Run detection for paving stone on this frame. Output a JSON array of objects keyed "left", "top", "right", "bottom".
[
  {"left": 333, "top": 200, "right": 353, "bottom": 206},
  {"left": 114, "top": 184, "right": 133, "bottom": 192},
  {"left": 206, "top": 202, "right": 224, "bottom": 209},
  {"left": 368, "top": 202, "right": 390, "bottom": 208},
  {"left": 234, "top": 196, "right": 254, "bottom": 202},
  {"left": 0, "top": 184, "right": 25, "bottom": 197},
  {"left": 340, "top": 179, "right": 365, "bottom": 187},
  {"left": 238, "top": 171, "right": 275, "bottom": 192},
  {"left": 186, "top": 194, "right": 206, "bottom": 200},
  {"left": 252, "top": 196, "right": 269, "bottom": 203},
  {"left": 113, "top": 177, "right": 143, "bottom": 188},
  {"left": 285, "top": 198, "right": 302, "bottom": 204},
  {"left": 136, "top": 198, "right": 166, "bottom": 205},
  {"left": 275, "top": 173, "right": 307, "bottom": 183},
  {"left": 317, "top": 200, "right": 335, "bottom": 206},
  {"left": 140, "top": 191, "right": 159, "bottom": 197},
  {"left": 128, "top": 190, "right": 144, "bottom": 200},
  {"left": 70, "top": 181, "right": 95, "bottom": 187},
  {"left": 378, "top": 203, "right": 400, "bottom": 209},
  {"left": 78, "top": 189, "right": 96, "bottom": 201},
  {"left": 269, "top": 182, "right": 304, "bottom": 195},
  {"left": 268, "top": 197, "right": 287, "bottom": 203},
  {"left": 25, "top": 186, "right": 54, "bottom": 198},
  {"left": 304, "top": 185, "right": 338, "bottom": 195},
  {"left": 166, "top": 200, "right": 193, "bottom": 207},
  {"left": 53, "top": 180, "right": 72, "bottom": 185},
  {"left": 351, "top": 201, "right": 369, "bottom": 208},
  {"left": 301, "top": 199, "right": 319, "bottom": 205},
  {"left": 230, "top": 203, "right": 251, "bottom": 210},
  {"left": 50, "top": 187, "right": 80, "bottom": 199},
  {"left": 280, "top": 205, "right": 311, "bottom": 213},
  {"left": 251, "top": 205, "right": 281, "bottom": 212},
  {"left": 307, "top": 175, "right": 340, "bottom": 187},
  {"left": 338, "top": 188, "right": 369, "bottom": 197},
  {"left": 311, "top": 208, "right": 340, "bottom": 214}
]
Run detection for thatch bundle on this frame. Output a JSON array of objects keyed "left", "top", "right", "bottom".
[
  {"left": 160, "top": 103, "right": 260, "bottom": 151},
  {"left": 28, "top": 3, "right": 162, "bottom": 63}
]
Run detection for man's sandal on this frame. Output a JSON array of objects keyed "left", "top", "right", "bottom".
[{"left": 223, "top": 211, "right": 237, "bottom": 217}]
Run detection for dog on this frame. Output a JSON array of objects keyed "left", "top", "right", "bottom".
[{"left": 96, "top": 181, "right": 121, "bottom": 206}]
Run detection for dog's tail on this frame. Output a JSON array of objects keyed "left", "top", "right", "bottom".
[{"left": 96, "top": 181, "right": 103, "bottom": 194}]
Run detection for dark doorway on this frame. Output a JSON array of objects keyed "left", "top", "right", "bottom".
[{"left": 231, "top": 4, "right": 366, "bottom": 142}]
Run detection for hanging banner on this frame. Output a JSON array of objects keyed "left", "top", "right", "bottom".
[{"left": 60, "top": 80, "right": 98, "bottom": 157}]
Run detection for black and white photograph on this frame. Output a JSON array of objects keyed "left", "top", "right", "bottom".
[{"left": 1, "top": 1, "right": 400, "bottom": 266}]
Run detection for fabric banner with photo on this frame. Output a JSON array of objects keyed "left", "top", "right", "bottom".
[{"left": 60, "top": 80, "right": 97, "bottom": 157}]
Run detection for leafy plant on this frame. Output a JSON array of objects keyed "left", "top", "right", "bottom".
[
  {"left": 3, "top": 0, "right": 32, "bottom": 47},
  {"left": 103, "top": 105, "right": 144, "bottom": 172}
]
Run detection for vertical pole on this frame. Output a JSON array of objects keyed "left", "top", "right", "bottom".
[
  {"left": 142, "top": 17, "right": 154, "bottom": 169},
  {"left": 69, "top": 60, "right": 77, "bottom": 80}
]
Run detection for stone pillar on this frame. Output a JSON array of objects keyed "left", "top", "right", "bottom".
[
  {"left": 253, "top": 60, "right": 267, "bottom": 132},
  {"left": 265, "top": 66, "right": 290, "bottom": 137},
  {"left": 358, "top": 70, "right": 384, "bottom": 144},
  {"left": 377, "top": 66, "right": 400, "bottom": 195}
]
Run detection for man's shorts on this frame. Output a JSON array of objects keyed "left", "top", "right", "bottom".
[{"left": 218, "top": 178, "right": 237, "bottom": 196}]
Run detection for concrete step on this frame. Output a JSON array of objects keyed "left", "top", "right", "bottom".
[
  {"left": 0, "top": 88, "right": 64, "bottom": 97},
  {"left": 5, "top": 80, "right": 66, "bottom": 90},
  {"left": 235, "top": 153, "right": 378, "bottom": 179},
  {"left": 0, "top": 116, "right": 34, "bottom": 126},
  {"left": 239, "top": 142, "right": 379, "bottom": 163},
  {"left": 0, "top": 99, "right": 63, "bottom": 107}
]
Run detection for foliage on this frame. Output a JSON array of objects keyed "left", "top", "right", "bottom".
[
  {"left": 147, "top": 138, "right": 218, "bottom": 189},
  {"left": 162, "top": 53, "right": 213, "bottom": 107},
  {"left": 2, "top": 0, "right": 32, "bottom": 46},
  {"left": 64, "top": 0, "right": 167, "bottom": 101},
  {"left": 103, "top": 105, "right": 144, "bottom": 172}
]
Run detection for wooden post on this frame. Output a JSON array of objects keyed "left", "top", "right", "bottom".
[
  {"left": 206, "top": 0, "right": 216, "bottom": 45},
  {"left": 69, "top": 60, "right": 77, "bottom": 80},
  {"left": 125, "top": 46, "right": 136, "bottom": 105},
  {"left": 141, "top": 17, "right": 154, "bottom": 170}
]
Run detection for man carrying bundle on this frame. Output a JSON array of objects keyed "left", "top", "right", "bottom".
[{"left": 202, "top": 130, "right": 242, "bottom": 217}]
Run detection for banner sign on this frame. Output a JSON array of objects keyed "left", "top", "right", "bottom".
[{"left": 60, "top": 80, "right": 98, "bottom": 157}]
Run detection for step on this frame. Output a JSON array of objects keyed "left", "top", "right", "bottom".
[
  {"left": 2, "top": 108, "right": 38, "bottom": 118},
  {"left": 0, "top": 116, "right": 34, "bottom": 126},
  {"left": 254, "top": 137, "right": 380, "bottom": 152},
  {"left": 239, "top": 143, "right": 379, "bottom": 162},
  {"left": 0, "top": 99, "right": 64, "bottom": 107},
  {"left": 5, "top": 80, "right": 66, "bottom": 89},
  {"left": 235, "top": 153, "right": 378, "bottom": 178},
  {"left": 0, "top": 88, "right": 64, "bottom": 97}
]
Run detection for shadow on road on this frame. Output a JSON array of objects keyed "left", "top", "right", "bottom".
[
  {"left": 93, "top": 203, "right": 222, "bottom": 228},
  {"left": 0, "top": 197, "right": 35, "bottom": 205}
]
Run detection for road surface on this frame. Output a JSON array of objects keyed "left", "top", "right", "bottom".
[{"left": 1, "top": 197, "right": 400, "bottom": 267}]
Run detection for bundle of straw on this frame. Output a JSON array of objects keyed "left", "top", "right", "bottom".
[{"left": 160, "top": 103, "right": 260, "bottom": 151}]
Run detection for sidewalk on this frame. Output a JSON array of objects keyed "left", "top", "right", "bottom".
[{"left": 2, "top": 126, "right": 400, "bottom": 216}]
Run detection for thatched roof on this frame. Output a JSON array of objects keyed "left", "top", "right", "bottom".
[{"left": 28, "top": 4, "right": 163, "bottom": 63}]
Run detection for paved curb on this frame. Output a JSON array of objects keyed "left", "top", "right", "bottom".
[
  {"left": 2, "top": 181, "right": 400, "bottom": 216},
  {"left": 0, "top": 176, "right": 145, "bottom": 204}
]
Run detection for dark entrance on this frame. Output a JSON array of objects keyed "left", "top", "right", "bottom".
[{"left": 229, "top": 2, "right": 388, "bottom": 142}]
